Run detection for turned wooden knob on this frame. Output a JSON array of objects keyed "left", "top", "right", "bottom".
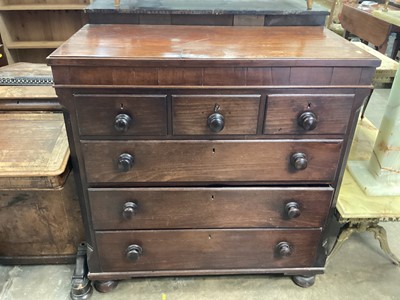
[
  {"left": 207, "top": 112, "right": 225, "bottom": 133},
  {"left": 285, "top": 202, "right": 301, "bottom": 219},
  {"left": 290, "top": 153, "right": 308, "bottom": 170},
  {"left": 122, "top": 202, "right": 138, "bottom": 219},
  {"left": 298, "top": 111, "right": 317, "bottom": 131},
  {"left": 276, "top": 241, "right": 292, "bottom": 257},
  {"left": 117, "top": 153, "right": 134, "bottom": 172},
  {"left": 114, "top": 113, "right": 132, "bottom": 132},
  {"left": 126, "top": 244, "right": 142, "bottom": 261}
]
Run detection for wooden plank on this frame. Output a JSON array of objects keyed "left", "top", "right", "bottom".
[
  {"left": 6, "top": 41, "right": 63, "bottom": 49},
  {"left": 0, "top": 113, "right": 69, "bottom": 178}
]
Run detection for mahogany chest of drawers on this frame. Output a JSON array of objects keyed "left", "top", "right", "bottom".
[{"left": 48, "top": 24, "right": 379, "bottom": 292}]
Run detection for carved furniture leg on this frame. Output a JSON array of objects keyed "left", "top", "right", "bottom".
[
  {"left": 70, "top": 243, "right": 93, "bottom": 300},
  {"left": 93, "top": 280, "right": 119, "bottom": 293},
  {"left": 367, "top": 225, "right": 400, "bottom": 266},
  {"left": 327, "top": 225, "right": 355, "bottom": 262},
  {"left": 292, "top": 275, "right": 316, "bottom": 288}
]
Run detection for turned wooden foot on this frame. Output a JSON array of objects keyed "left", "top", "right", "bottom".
[
  {"left": 93, "top": 280, "right": 119, "bottom": 293},
  {"left": 70, "top": 243, "right": 93, "bottom": 300},
  {"left": 292, "top": 275, "right": 316, "bottom": 288}
]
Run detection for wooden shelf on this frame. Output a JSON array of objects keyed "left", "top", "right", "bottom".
[
  {"left": 0, "top": 4, "right": 87, "bottom": 11},
  {"left": 0, "top": 3, "right": 88, "bottom": 63},
  {"left": 6, "top": 41, "right": 63, "bottom": 49}
]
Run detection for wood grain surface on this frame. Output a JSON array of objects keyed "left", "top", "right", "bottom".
[
  {"left": 89, "top": 187, "right": 333, "bottom": 230},
  {"left": 264, "top": 94, "right": 355, "bottom": 135},
  {"left": 172, "top": 95, "right": 260, "bottom": 135},
  {"left": 96, "top": 229, "right": 321, "bottom": 271},
  {"left": 48, "top": 25, "right": 380, "bottom": 68},
  {"left": 0, "top": 113, "right": 69, "bottom": 180},
  {"left": 82, "top": 140, "right": 343, "bottom": 184},
  {"left": 75, "top": 94, "right": 167, "bottom": 136}
]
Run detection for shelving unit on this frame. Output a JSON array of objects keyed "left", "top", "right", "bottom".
[{"left": 0, "top": 0, "right": 90, "bottom": 64}]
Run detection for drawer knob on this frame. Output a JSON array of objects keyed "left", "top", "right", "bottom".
[
  {"left": 117, "top": 153, "right": 134, "bottom": 172},
  {"left": 207, "top": 113, "right": 225, "bottom": 133},
  {"left": 126, "top": 244, "right": 142, "bottom": 261},
  {"left": 298, "top": 111, "right": 317, "bottom": 131},
  {"left": 285, "top": 202, "right": 301, "bottom": 219},
  {"left": 276, "top": 241, "right": 292, "bottom": 257},
  {"left": 114, "top": 113, "right": 132, "bottom": 132},
  {"left": 290, "top": 153, "right": 308, "bottom": 170},
  {"left": 122, "top": 201, "right": 138, "bottom": 219}
]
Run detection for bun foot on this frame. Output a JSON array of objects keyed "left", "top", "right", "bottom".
[
  {"left": 292, "top": 275, "right": 316, "bottom": 288},
  {"left": 93, "top": 280, "right": 119, "bottom": 293}
]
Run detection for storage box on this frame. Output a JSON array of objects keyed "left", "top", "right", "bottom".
[{"left": 0, "top": 110, "right": 84, "bottom": 264}]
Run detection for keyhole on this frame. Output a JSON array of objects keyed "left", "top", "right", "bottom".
[
  {"left": 211, "top": 195, "right": 214, "bottom": 200},
  {"left": 307, "top": 102, "right": 312, "bottom": 109},
  {"left": 120, "top": 103, "right": 124, "bottom": 110},
  {"left": 208, "top": 234, "right": 212, "bottom": 239},
  {"left": 212, "top": 148, "right": 216, "bottom": 154}
]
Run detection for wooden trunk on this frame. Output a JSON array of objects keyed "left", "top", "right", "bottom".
[{"left": 0, "top": 77, "right": 84, "bottom": 264}]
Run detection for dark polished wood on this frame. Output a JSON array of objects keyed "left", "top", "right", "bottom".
[
  {"left": 81, "top": 140, "right": 343, "bottom": 184},
  {"left": 96, "top": 229, "right": 321, "bottom": 272},
  {"left": 172, "top": 95, "right": 260, "bottom": 135},
  {"left": 264, "top": 94, "right": 355, "bottom": 135},
  {"left": 75, "top": 94, "right": 167, "bottom": 136},
  {"left": 48, "top": 24, "right": 379, "bottom": 287},
  {"left": 48, "top": 25, "right": 379, "bottom": 68},
  {"left": 88, "top": 187, "right": 333, "bottom": 230}
]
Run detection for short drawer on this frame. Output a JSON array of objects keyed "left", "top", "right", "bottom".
[
  {"left": 96, "top": 229, "right": 321, "bottom": 272},
  {"left": 74, "top": 94, "right": 167, "bottom": 136},
  {"left": 172, "top": 95, "right": 260, "bottom": 135},
  {"left": 89, "top": 187, "right": 333, "bottom": 230},
  {"left": 82, "top": 140, "right": 343, "bottom": 184},
  {"left": 264, "top": 94, "right": 354, "bottom": 135}
]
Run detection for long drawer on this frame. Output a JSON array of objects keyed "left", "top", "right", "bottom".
[
  {"left": 96, "top": 229, "right": 321, "bottom": 272},
  {"left": 89, "top": 187, "right": 333, "bottom": 230},
  {"left": 82, "top": 140, "right": 342, "bottom": 184}
]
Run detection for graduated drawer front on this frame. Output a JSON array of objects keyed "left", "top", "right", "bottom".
[
  {"left": 89, "top": 187, "right": 333, "bottom": 230},
  {"left": 264, "top": 94, "right": 354, "bottom": 135},
  {"left": 82, "top": 140, "right": 343, "bottom": 184},
  {"left": 74, "top": 94, "right": 167, "bottom": 136},
  {"left": 96, "top": 229, "right": 321, "bottom": 272},
  {"left": 172, "top": 95, "right": 260, "bottom": 135}
]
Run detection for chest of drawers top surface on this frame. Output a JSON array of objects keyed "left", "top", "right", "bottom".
[{"left": 48, "top": 24, "right": 379, "bottom": 68}]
